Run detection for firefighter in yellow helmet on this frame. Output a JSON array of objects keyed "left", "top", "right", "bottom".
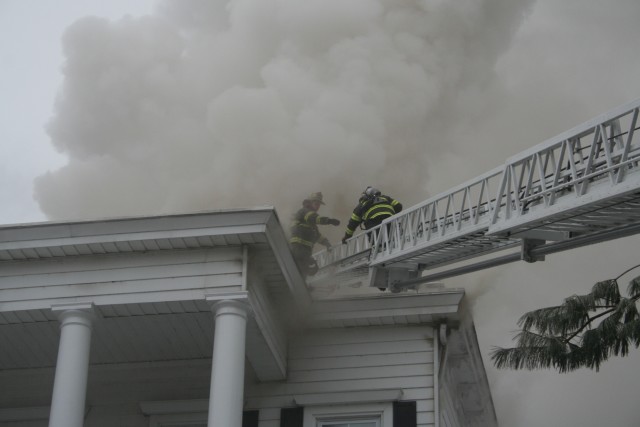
[
  {"left": 289, "top": 192, "right": 341, "bottom": 276},
  {"left": 342, "top": 186, "right": 403, "bottom": 243}
]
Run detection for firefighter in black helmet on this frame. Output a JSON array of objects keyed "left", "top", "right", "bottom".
[
  {"left": 289, "top": 192, "right": 341, "bottom": 276},
  {"left": 342, "top": 187, "right": 403, "bottom": 243}
]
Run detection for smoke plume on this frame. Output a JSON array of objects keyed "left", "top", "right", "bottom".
[
  {"left": 35, "top": 0, "right": 640, "bottom": 425},
  {"left": 36, "top": 0, "right": 534, "bottom": 231}
]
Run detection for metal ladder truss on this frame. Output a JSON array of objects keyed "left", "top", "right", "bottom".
[{"left": 313, "top": 98, "right": 640, "bottom": 289}]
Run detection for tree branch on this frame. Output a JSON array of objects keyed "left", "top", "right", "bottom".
[
  {"left": 615, "top": 263, "right": 640, "bottom": 281},
  {"left": 565, "top": 307, "right": 617, "bottom": 342}
]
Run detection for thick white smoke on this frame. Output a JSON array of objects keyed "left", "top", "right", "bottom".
[
  {"left": 36, "top": 0, "right": 534, "bottom": 232},
  {"left": 34, "top": 0, "right": 640, "bottom": 425}
]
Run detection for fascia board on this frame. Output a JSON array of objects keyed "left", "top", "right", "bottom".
[
  {"left": 264, "top": 211, "right": 312, "bottom": 310},
  {"left": 0, "top": 225, "right": 267, "bottom": 252},
  {"left": 309, "top": 290, "right": 464, "bottom": 325},
  {"left": 0, "top": 209, "right": 274, "bottom": 251}
]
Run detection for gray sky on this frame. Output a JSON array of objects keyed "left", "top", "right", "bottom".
[
  {"left": 1, "top": 1, "right": 640, "bottom": 426},
  {"left": 0, "top": 0, "right": 155, "bottom": 223}
]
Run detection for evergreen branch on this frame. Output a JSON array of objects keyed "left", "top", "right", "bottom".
[
  {"left": 620, "top": 319, "right": 640, "bottom": 346},
  {"left": 590, "top": 279, "right": 621, "bottom": 305},
  {"left": 492, "top": 264, "right": 640, "bottom": 372},
  {"left": 615, "top": 263, "right": 640, "bottom": 281},
  {"left": 565, "top": 307, "right": 617, "bottom": 342},
  {"left": 628, "top": 276, "right": 640, "bottom": 298}
]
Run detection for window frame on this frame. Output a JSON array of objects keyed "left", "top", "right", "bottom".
[
  {"left": 304, "top": 403, "right": 393, "bottom": 427},
  {"left": 148, "top": 412, "right": 207, "bottom": 427},
  {"left": 318, "top": 418, "right": 381, "bottom": 427}
]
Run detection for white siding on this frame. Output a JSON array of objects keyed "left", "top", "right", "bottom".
[
  {"left": 2, "top": 324, "right": 439, "bottom": 427},
  {"left": 0, "top": 248, "right": 244, "bottom": 311},
  {"left": 245, "top": 325, "right": 435, "bottom": 427}
]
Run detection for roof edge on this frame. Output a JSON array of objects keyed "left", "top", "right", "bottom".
[{"left": 0, "top": 208, "right": 276, "bottom": 248}]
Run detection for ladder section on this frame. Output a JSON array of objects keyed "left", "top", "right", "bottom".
[{"left": 314, "top": 98, "right": 640, "bottom": 284}]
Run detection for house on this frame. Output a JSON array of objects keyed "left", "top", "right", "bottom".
[{"left": 0, "top": 208, "right": 497, "bottom": 427}]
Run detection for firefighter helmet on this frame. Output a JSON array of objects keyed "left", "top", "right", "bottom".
[
  {"left": 364, "top": 186, "right": 381, "bottom": 198},
  {"left": 305, "top": 192, "right": 325, "bottom": 205}
]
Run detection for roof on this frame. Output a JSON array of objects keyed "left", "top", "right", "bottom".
[
  {"left": 0, "top": 208, "right": 493, "bottom": 403},
  {"left": 0, "top": 208, "right": 311, "bottom": 310}
]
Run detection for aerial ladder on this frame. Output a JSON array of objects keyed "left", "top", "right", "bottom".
[{"left": 310, "top": 98, "right": 640, "bottom": 292}]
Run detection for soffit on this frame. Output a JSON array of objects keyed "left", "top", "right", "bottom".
[
  {"left": 307, "top": 290, "right": 465, "bottom": 328},
  {"left": 0, "top": 302, "right": 210, "bottom": 370},
  {"left": 0, "top": 209, "right": 273, "bottom": 261},
  {"left": 0, "top": 301, "right": 269, "bottom": 374}
]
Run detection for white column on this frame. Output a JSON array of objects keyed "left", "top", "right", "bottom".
[
  {"left": 49, "top": 304, "right": 95, "bottom": 427},
  {"left": 207, "top": 299, "right": 249, "bottom": 427}
]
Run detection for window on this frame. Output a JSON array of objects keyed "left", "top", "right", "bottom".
[
  {"left": 304, "top": 403, "right": 392, "bottom": 427},
  {"left": 319, "top": 419, "right": 380, "bottom": 427}
]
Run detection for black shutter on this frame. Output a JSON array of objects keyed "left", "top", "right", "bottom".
[
  {"left": 242, "top": 410, "right": 259, "bottom": 427},
  {"left": 393, "top": 401, "right": 417, "bottom": 427},
  {"left": 280, "top": 406, "right": 304, "bottom": 427}
]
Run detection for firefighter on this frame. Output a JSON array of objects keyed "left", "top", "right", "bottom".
[
  {"left": 289, "top": 192, "right": 341, "bottom": 276},
  {"left": 342, "top": 186, "right": 403, "bottom": 243}
]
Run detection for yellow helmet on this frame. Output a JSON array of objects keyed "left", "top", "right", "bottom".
[{"left": 305, "top": 192, "right": 325, "bottom": 205}]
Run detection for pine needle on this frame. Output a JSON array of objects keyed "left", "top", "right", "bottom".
[{"left": 491, "top": 264, "right": 640, "bottom": 372}]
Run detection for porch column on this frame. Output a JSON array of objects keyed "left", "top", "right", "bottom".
[
  {"left": 207, "top": 299, "right": 249, "bottom": 427},
  {"left": 48, "top": 303, "right": 95, "bottom": 427}
]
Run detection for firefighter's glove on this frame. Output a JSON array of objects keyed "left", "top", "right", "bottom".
[
  {"left": 341, "top": 235, "right": 349, "bottom": 244},
  {"left": 327, "top": 218, "right": 341, "bottom": 226}
]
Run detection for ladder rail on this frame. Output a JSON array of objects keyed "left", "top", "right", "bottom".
[
  {"left": 315, "top": 166, "right": 505, "bottom": 268},
  {"left": 314, "top": 98, "right": 640, "bottom": 273},
  {"left": 490, "top": 101, "right": 640, "bottom": 234}
]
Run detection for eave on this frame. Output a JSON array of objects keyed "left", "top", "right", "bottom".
[
  {"left": 308, "top": 290, "right": 465, "bottom": 328},
  {"left": 0, "top": 208, "right": 309, "bottom": 382}
]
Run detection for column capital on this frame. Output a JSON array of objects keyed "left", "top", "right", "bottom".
[
  {"left": 205, "top": 292, "right": 250, "bottom": 318},
  {"left": 205, "top": 291, "right": 248, "bottom": 304},
  {"left": 51, "top": 303, "right": 96, "bottom": 328},
  {"left": 51, "top": 302, "right": 95, "bottom": 313},
  {"left": 209, "top": 299, "right": 250, "bottom": 320}
]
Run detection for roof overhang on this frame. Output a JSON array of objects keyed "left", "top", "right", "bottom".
[
  {"left": 0, "top": 209, "right": 310, "bottom": 382},
  {"left": 0, "top": 208, "right": 310, "bottom": 310},
  {"left": 307, "top": 289, "right": 465, "bottom": 328}
]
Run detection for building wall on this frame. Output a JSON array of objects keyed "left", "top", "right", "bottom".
[
  {"left": 1, "top": 324, "right": 435, "bottom": 427},
  {"left": 0, "top": 248, "right": 244, "bottom": 312},
  {"left": 245, "top": 324, "right": 436, "bottom": 427}
]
